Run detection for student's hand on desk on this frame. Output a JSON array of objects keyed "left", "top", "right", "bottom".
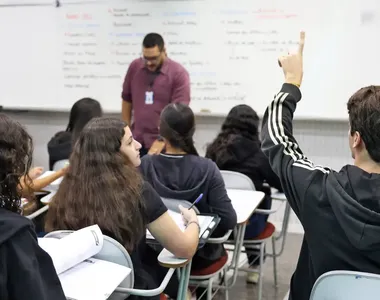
[
  {"left": 278, "top": 31, "right": 305, "bottom": 87},
  {"left": 28, "top": 167, "right": 44, "bottom": 179},
  {"left": 179, "top": 205, "right": 198, "bottom": 225}
]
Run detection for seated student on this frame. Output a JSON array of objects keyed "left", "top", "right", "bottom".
[
  {"left": 0, "top": 114, "right": 66, "bottom": 300},
  {"left": 261, "top": 32, "right": 380, "bottom": 300},
  {"left": 140, "top": 103, "right": 237, "bottom": 274},
  {"left": 45, "top": 117, "right": 199, "bottom": 300},
  {"left": 47, "top": 97, "right": 102, "bottom": 170},
  {"left": 205, "top": 104, "right": 282, "bottom": 284}
]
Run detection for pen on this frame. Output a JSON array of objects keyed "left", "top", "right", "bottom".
[{"left": 188, "top": 193, "right": 203, "bottom": 210}]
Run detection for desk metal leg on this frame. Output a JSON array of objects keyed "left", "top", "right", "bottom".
[
  {"left": 177, "top": 260, "right": 192, "bottom": 300},
  {"left": 226, "top": 223, "right": 247, "bottom": 288}
]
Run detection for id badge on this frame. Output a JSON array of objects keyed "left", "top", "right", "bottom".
[{"left": 145, "top": 91, "right": 154, "bottom": 105}]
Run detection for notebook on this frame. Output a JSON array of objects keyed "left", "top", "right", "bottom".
[{"left": 38, "top": 225, "right": 131, "bottom": 300}]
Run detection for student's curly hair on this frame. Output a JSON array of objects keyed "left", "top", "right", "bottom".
[
  {"left": 205, "top": 104, "right": 260, "bottom": 166},
  {"left": 348, "top": 86, "right": 380, "bottom": 163},
  {"left": 0, "top": 114, "right": 33, "bottom": 213}
]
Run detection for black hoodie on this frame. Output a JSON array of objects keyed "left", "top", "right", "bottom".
[
  {"left": 261, "top": 83, "right": 380, "bottom": 300},
  {"left": 140, "top": 154, "right": 237, "bottom": 269},
  {"left": 0, "top": 208, "right": 66, "bottom": 300},
  {"left": 47, "top": 131, "right": 72, "bottom": 170}
]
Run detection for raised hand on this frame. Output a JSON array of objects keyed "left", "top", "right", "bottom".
[{"left": 278, "top": 31, "right": 305, "bottom": 87}]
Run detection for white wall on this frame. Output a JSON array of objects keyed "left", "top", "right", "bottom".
[{"left": 6, "top": 111, "right": 352, "bottom": 233}]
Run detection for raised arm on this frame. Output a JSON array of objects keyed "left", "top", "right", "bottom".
[{"left": 260, "top": 32, "right": 330, "bottom": 219}]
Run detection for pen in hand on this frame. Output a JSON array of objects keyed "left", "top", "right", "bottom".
[{"left": 188, "top": 193, "right": 203, "bottom": 210}]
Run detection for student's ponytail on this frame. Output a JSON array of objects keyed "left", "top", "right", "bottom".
[
  {"left": 179, "top": 134, "right": 198, "bottom": 156},
  {"left": 159, "top": 103, "right": 199, "bottom": 156}
]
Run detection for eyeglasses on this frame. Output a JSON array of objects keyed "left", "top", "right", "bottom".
[{"left": 141, "top": 52, "right": 162, "bottom": 64}]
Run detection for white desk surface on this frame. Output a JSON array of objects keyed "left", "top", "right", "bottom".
[
  {"left": 227, "top": 189, "right": 265, "bottom": 224},
  {"left": 157, "top": 248, "right": 189, "bottom": 268},
  {"left": 40, "top": 192, "right": 56, "bottom": 204}
]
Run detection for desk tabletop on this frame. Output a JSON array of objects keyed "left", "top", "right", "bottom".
[
  {"left": 157, "top": 248, "right": 190, "bottom": 268},
  {"left": 40, "top": 192, "right": 56, "bottom": 204},
  {"left": 227, "top": 189, "right": 265, "bottom": 224}
]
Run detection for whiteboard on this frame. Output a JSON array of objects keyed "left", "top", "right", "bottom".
[{"left": 0, "top": 0, "right": 377, "bottom": 119}]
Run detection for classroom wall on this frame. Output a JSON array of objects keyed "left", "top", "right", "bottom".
[{"left": 7, "top": 111, "right": 351, "bottom": 234}]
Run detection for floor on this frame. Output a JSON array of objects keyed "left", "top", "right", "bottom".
[{"left": 212, "top": 233, "right": 303, "bottom": 300}]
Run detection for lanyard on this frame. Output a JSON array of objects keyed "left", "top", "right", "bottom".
[{"left": 146, "top": 67, "right": 161, "bottom": 89}]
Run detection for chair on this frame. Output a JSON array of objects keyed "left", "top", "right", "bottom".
[
  {"left": 220, "top": 171, "right": 256, "bottom": 191},
  {"left": 44, "top": 230, "right": 175, "bottom": 299},
  {"left": 310, "top": 270, "right": 380, "bottom": 300},
  {"left": 161, "top": 197, "right": 232, "bottom": 300},
  {"left": 52, "top": 159, "right": 69, "bottom": 171},
  {"left": 220, "top": 170, "right": 278, "bottom": 300}
]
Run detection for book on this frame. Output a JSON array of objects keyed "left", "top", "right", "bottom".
[
  {"left": 146, "top": 210, "right": 216, "bottom": 240},
  {"left": 38, "top": 225, "right": 131, "bottom": 300}
]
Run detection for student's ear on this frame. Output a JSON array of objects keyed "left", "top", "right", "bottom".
[{"left": 352, "top": 131, "right": 362, "bottom": 148}]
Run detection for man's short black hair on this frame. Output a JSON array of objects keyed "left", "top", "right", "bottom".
[
  {"left": 143, "top": 33, "right": 164, "bottom": 51},
  {"left": 347, "top": 86, "right": 380, "bottom": 162}
]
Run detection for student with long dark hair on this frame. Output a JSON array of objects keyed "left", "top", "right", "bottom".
[
  {"left": 0, "top": 114, "right": 66, "bottom": 300},
  {"left": 206, "top": 104, "right": 282, "bottom": 284},
  {"left": 47, "top": 97, "right": 102, "bottom": 170},
  {"left": 140, "top": 103, "right": 237, "bottom": 277},
  {"left": 45, "top": 117, "right": 199, "bottom": 300}
]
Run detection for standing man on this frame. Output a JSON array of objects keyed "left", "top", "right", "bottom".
[{"left": 121, "top": 33, "right": 190, "bottom": 156}]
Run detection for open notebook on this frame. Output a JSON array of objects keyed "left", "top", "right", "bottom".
[
  {"left": 146, "top": 210, "right": 216, "bottom": 239},
  {"left": 38, "top": 225, "right": 131, "bottom": 300}
]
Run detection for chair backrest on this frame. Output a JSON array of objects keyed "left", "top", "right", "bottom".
[
  {"left": 161, "top": 197, "right": 200, "bottom": 214},
  {"left": 44, "top": 230, "right": 134, "bottom": 300},
  {"left": 310, "top": 270, "right": 380, "bottom": 300},
  {"left": 53, "top": 159, "right": 69, "bottom": 171},
  {"left": 220, "top": 170, "right": 256, "bottom": 191}
]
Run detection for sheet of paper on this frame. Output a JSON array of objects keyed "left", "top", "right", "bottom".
[
  {"left": 59, "top": 258, "right": 131, "bottom": 300},
  {"left": 38, "top": 225, "right": 103, "bottom": 274},
  {"left": 147, "top": 210, "right": 215, "bottom": 239}
]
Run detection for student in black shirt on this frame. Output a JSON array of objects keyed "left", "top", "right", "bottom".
[
  {"left": 140, "top": 103, "right": 237, "bottom": 275},
  {"left": 47, "top": 97, "right": 102, "bottom": 170},
  {"left": 45, "top": 117, "right": 199, "bottom": 300},
  {"left": 206, "top": 104, "right": 282, "bottom": 284},
  {"left": 261, "top": 32, "right": 380, "bottom": 300},
  {"left": 0, "top": 114, "right": 66, "bottom": 300}
]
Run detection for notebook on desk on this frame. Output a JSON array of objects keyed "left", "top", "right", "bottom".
[
  {"left": 39, "top": 225, "right": 131, "bottom": 300},
  {"left": 146, "top": 210, "right": 220, "bottom": 246}
]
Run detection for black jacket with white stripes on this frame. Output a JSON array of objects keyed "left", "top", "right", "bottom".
[{"left": 261, "top": 83, "right": 380, "bottom": 300}]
